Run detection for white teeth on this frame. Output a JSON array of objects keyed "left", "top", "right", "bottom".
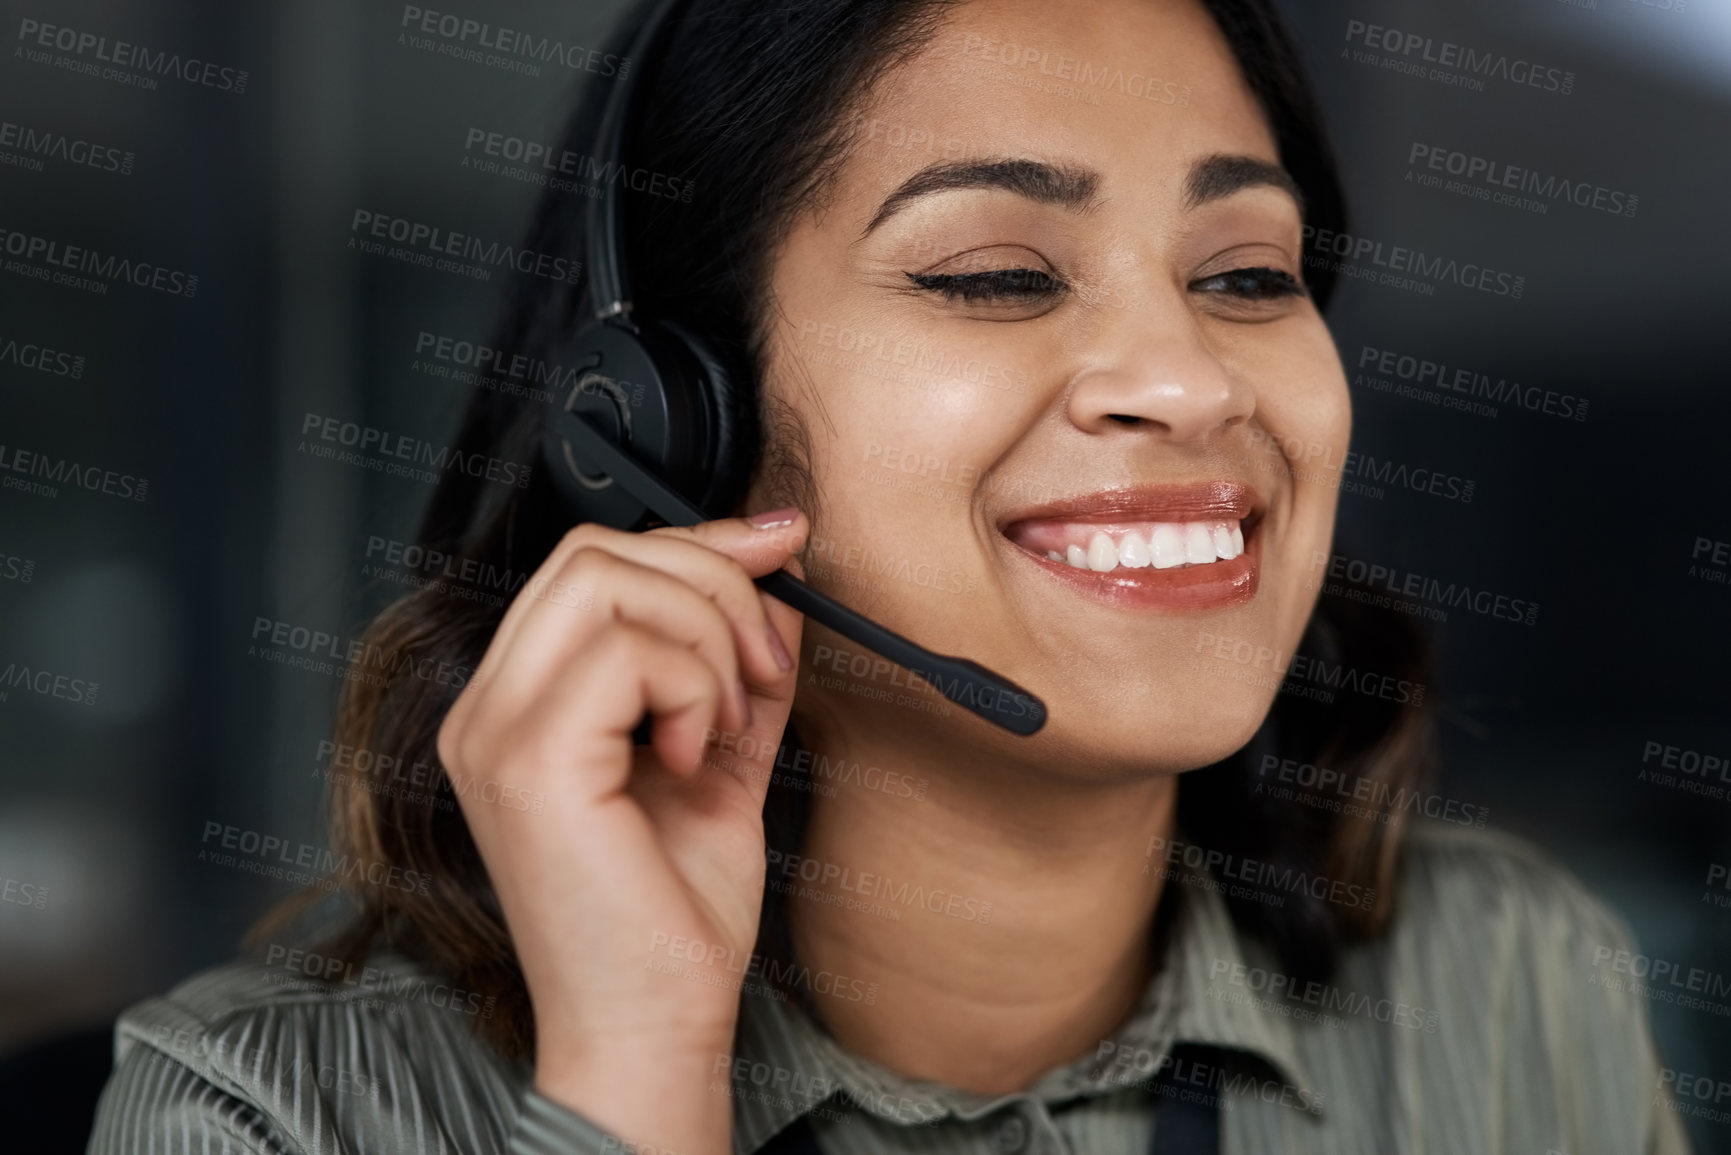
[
  {"left": 1212, "top": 523, "right": 1239, "bottom": 560},
  {"left": 1039, "top": 520, "right": 1245, "bottom": 572},
  {"left": 1117, "top": 531, "right": 1151, "bottom": 568},
  {"left": 1086, "top": 531, "right": 1117, "bottom": 572},
  {"left": 1184, "top": 523, "right": 1216, "bottom": 565},
  {"left": 1150, "top": 524, "right": 1187, "bottom": 569}
]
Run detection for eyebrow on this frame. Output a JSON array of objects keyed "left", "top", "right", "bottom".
[
  {"left": 863, "top": 159, "right": 1100, "bottom": 235},
  {"left": 1184, "top": 153, "right": 1304, "bottom": 214},
  {"left": 861, "top": 153, "right": 1303, "bottom": 235}
]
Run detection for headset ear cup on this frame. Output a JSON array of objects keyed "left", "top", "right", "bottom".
[
  {"left": 663, "top": 319, "right": 753, "bottom": 518},
  {"left": 544, "top": 318, "right": 709, "bottom": 530}
]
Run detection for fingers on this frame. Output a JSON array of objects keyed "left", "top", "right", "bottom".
[
  {"left": 449, "top": 622, "right": 730, "bottom": 825},
  {"left": 469, "top": 550, "right": 755, "bottom": 737},
  {"left": 443, "top": 510, "right": 812, "bottom": 804},
  {"left": 480, "top": 513, "right": 808, "bottom": 696}
]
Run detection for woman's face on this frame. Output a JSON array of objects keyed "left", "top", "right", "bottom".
[{"left": 753, "top": 0, "right": 1349, "bottom": 779}]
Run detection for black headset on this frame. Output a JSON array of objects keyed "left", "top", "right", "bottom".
[
  {"left": 538, "top": 0, "right": 1047, "bottom": 737},
  {"left": 541, "top": 0, "right": 746, "bottom": 532}
]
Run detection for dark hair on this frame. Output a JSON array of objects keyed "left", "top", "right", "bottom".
[{"left": 256, "top": 0, "right": 1430, "bottom": 1063}]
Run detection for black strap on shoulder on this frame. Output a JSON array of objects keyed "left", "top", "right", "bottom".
[{"left": 754, "top": 1042, "right": 1222, "bottom": 1155}]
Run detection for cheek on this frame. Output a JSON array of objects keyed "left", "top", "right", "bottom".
[
  {"left": 765, "top": 324, "right": 1038, "bottom": 523},
  {"left": 1251, "top": 335, "right": 1351, "bottom": 484}
]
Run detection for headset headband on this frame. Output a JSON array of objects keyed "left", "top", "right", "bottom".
[{"left": 585, "top": 0, "right": 690, "bottom": 323}]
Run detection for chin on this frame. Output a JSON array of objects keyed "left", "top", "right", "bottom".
[{"left": 1041, "top": 681, "right": 1274, "bottom": 780}]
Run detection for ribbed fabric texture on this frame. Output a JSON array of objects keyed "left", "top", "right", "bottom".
[{"left": 87, "top": 823, "right": 1692, "bottom": 1154}]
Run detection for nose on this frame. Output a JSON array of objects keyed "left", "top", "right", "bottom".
[{"left": 1064, "top": 294, "right": 1254, "bottom": 443}]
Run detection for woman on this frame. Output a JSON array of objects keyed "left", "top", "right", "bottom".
[{"left": 89, "top": 0, "right": 1686, "bottom": 1152}]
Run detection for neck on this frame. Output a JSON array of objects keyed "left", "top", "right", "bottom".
[{"left": 779, "top": 716, "right": 1177, "bottom": 1095}]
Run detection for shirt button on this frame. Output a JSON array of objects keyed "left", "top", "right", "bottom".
[{"left": 992, "top": 1115, "right": 1029, "bottom": 1153}]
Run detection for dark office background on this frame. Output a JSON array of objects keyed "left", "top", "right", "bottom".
[{"left": 1, "top": 0, "right": 1727, "bottom": 1150}]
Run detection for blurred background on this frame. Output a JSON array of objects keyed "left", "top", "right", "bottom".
[{"left": 0, "top": 0, "right": 1726, "bottom": 1149}]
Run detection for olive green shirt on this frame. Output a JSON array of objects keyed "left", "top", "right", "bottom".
[{"left": 87, "top": 823, "right": 1692, "bottom": 1154}]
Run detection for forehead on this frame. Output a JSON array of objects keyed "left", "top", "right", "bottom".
[{"left": 841, "top": 0, "right": 1279, "bottom": 200}]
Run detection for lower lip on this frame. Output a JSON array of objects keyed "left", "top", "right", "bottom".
[{"left": 1006, "top": 527, "right": 1259, "bottom": 611}]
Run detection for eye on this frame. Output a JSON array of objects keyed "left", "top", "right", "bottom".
[
  {"left": 906, "top": 268, "right": 1068, "bottom": 303},
  {"left": 1190, "top": 266, "right": 1307, "bottom": 301}
]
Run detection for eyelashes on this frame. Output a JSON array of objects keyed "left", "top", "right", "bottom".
[
  {"left": 1190, "top": 266, "right": 1307, "bottom": 300},
  {"left": 906, "top": 265, "right": 1307, "bottom": 305},
  {"left": 905, "top": 268, "right": 1065, "bottom": 303}
]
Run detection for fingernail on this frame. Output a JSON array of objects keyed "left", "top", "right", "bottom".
[
  {"left": 766, "top": 624, "right": 794, "bottom": 672},
  {"left": 736, "top": 682, "right": 755, "bottom": 728},
  {"left": 748, "top": 506, "right": 800, "bottom": 529}
]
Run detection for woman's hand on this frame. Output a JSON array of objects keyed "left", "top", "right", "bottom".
[{"left": 436, "top": 509, "right": 808, "bottom": 1155}]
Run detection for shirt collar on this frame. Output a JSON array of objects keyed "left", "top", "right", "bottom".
[{"left": 727, "top": 869, "right": 1323, "bottom": 1153}]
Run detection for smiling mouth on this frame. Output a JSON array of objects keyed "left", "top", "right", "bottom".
[
  {"left": 998, "top": 482, "right": 1262, "bottom": 609},
  {"left": 1011, "top": 519, "right": 1246, "bottom": 572}
]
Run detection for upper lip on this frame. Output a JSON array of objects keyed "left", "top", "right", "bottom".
[{"left": 996, "top": 480, "right": 1260, "bottom": 531}]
